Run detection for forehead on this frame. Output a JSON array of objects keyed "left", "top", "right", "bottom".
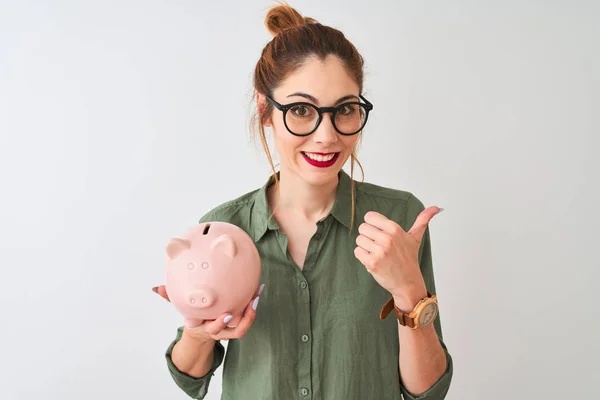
[{"left": 274, "top": 55, "right": 359, "bottom": 104}]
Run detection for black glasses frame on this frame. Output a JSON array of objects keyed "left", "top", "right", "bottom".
[{"left": 266, "top": 95, "right": 373, "bottom": 136}]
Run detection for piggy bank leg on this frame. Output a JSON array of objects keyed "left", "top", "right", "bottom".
[{"left": 183, "top": 318, "right": 204, "bottom": 329}]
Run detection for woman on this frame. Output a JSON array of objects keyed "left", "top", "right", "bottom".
[{"left": 153, "top": 4, "right": 453, "bottom": 399}]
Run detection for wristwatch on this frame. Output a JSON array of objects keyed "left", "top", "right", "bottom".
[{"left": 379, "top": 292, "right": 438, "bottom": 329}]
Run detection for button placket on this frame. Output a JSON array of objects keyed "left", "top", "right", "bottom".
[
  {"left": 297, "top": 270, "right": 312, "bottom": 399},
  {"left": 295, "top": 219, "right": 330, "bottom": 399}
]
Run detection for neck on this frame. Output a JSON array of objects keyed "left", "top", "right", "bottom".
[{"left": 269, "top": 166, "right": 339, "bottom": 223}]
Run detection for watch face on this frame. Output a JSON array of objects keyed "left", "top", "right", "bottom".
[{"left": 419, "top": 303, "right": 438, "bottom": 327}]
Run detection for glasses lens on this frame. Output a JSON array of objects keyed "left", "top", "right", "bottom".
[
  {"left": 334, "top": 103, "right": 367, "bottom": 135},
  {"left": 285, "top": 104, "right": 320, "bottom": 135}
]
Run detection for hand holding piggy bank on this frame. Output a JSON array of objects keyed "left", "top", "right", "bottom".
[{"left": 162, "top": 221, "right": 262, "bottom": 329}]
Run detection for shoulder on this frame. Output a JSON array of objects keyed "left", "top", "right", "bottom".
[
  {"left": 198, "top": 188, "right": 259, "bottom": 225},
  {"left": 354, "top": 179, "right": 427, "bottom": 228}
]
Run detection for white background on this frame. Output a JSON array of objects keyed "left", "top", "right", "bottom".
[{"left": 1, "top": 0, "right": 598, "bottom": 399}]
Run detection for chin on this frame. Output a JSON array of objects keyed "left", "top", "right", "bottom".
[{"left": 301, "top": 171, "right": 338, "bottom": 187}]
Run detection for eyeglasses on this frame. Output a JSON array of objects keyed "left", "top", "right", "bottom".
[{"left": 266, "top": 95, "right": 373, "bottom": 136}]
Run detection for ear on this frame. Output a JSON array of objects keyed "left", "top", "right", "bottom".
[
  {"left": 166, "top": 238, "right": 191, "bottom": 260},
  {"left": 211, "top": 234, "right": 237, "bottom": 258},
  {"left": 256, "top": 92, "right": 272, "bottom": 128}
]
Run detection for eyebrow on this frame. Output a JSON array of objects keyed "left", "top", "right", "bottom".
[{"left": 286, "top": 92, "right": 359, "bottom": 105}]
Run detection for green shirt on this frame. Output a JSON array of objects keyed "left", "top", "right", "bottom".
[{"left": 165, "top": 169, "right": 453, "bottom": 399}]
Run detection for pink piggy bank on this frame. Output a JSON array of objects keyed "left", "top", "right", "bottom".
[{"left": 164, "top": 221, "right": 261, "bottom": 329}]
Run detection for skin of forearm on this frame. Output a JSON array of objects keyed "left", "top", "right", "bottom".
[{"left": 171, "top": 329, "right": 216, "bottom": 378}]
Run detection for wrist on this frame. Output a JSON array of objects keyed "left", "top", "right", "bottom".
[
  {"left": 391, "top": 285, "right": 428, "bottom": 313},
  {"left": 173, "top": 330, "right": 216, "bottom": 378},
  {"left": 182, "top": 328, "right": 215, "bottom": 347}
]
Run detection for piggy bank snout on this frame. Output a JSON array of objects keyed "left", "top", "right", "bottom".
[{"left": 187, "top": 288, "right": 217, "bottom": 308}]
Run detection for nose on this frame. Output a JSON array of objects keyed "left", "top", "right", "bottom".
[
  {"left": 187, "top": 288, "right": 217, "bottom": 308},
  {"left": 312, "top": 113, "right": 338, "bottom": 144}
]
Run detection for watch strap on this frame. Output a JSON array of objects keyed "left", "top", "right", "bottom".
[
  {"left": 379, "top": 292, "right": 434, "bottom": 329},
  {"left": 379, "top": 297, "right": 396, "bottom": 320}
]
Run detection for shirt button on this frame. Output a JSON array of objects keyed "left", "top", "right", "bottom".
[
  {"left": 301, "top": 334, "right": 309, "bottom": 342},
  {"left": 300, "top": 281, "right": 307, "bottom": 289},
  {"left": 301, "top": 388, "right": 309, "bottom": 396}
]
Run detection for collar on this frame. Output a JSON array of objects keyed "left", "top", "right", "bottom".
[{"left": 251, "top": 169, "right": 354, "bottom": 242}]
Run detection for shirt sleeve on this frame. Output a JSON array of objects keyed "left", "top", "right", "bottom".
[
  {"left": 164, "top": 326, "right": 226, "bottom": 400},
  {"left": 399, "top": 194, "right": 454, "bottom": 399}
]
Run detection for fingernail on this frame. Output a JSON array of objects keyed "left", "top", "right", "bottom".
[
  {"left": 152, "top": 287, "right": 158, "bottom": 293},
  {"left": 223, "top": 315, "right": 233, "bottom": 324},
  {"left": 258, "top": 283, "right": 265, "bottom": 296},
  {"left": 252, "top": 296, "right": 260, "bottom": 310},
  {"left": 437, "top": 208, "right": 444, "bottom": 214}
]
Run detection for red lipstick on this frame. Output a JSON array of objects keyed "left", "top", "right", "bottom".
[{"left": 301, "top": 152, "right": 340, "bottom": 168}]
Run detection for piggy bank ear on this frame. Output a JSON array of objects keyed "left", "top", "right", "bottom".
[
  {"left": 211, "top": 234, "right": 237, "bottom": 258},
  {"left": 166, "top": 238, "right": 191, "bottom": 259}
]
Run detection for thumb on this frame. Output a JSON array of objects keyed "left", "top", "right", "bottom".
[
  {"left": 407, "top": 206, "right": 443, "bottom": 242},
  {"left": 152, "top": 285, "right": 171, "bottom": 302}
]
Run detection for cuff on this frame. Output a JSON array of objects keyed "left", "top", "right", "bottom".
[
  {"left": 400, "top": 342, "right": 453, "bottom": 400},
  {"left": 165, "top": 326, "right": 225, "bottom": 399}
]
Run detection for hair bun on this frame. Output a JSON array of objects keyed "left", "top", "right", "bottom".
[{"left": 265, "top": 4, "right": 317, "bottom": 37}]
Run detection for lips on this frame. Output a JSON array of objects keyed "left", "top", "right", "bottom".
[{"left": 301, "top": 151, "right": 340, "bottom": 168}]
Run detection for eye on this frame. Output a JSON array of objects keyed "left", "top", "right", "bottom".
[
  {"left": 337, "top": 104, "right": 356, "bottom": 116},
  {"left": 290, "top": 105, "right": 314, "bottom": 118}
]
